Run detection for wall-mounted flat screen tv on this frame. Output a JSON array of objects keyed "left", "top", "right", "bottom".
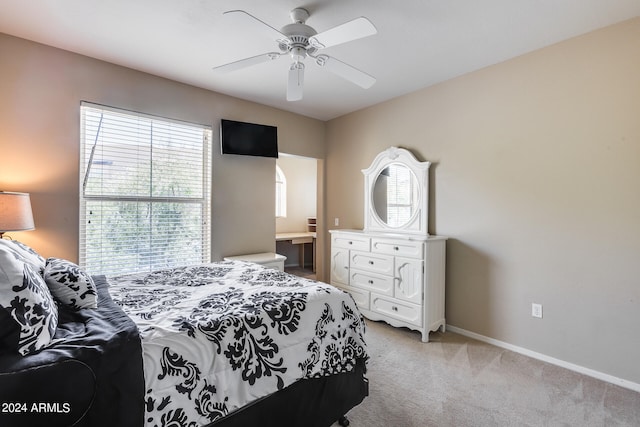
[{"left": 220, "top": 119, "right": 278, "bottom": 158}]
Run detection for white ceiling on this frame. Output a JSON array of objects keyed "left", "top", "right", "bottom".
[{"left": 1, "top": 1, "right": 638, "bottom": 121}]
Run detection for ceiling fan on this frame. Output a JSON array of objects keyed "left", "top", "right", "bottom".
[{"left": 213, "top": 8, "right": 377, "bottom": 101}]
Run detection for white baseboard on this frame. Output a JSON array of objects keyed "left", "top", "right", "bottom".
[{"left": 446, "top": 325, "right": 640, "bottom": 393}]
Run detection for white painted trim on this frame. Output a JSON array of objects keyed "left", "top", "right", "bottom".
[{"left": 446, "top": 325, "right": 640, "bottom": 393}]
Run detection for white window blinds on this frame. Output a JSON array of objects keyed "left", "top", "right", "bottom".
[
  {"left": 385, "top": 165, "right": 416, "bottom": 227},
  {"left": 79, "top": 102, "right": 212, "bottom": 276}
]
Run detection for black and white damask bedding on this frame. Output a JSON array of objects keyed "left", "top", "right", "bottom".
[{"left": 109, "top": 260, "right": 368, "bottom": 427}]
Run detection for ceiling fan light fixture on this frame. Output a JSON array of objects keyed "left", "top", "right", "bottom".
[
  {"left": 287, "top": 62, "right": 304, "bottom": 101},
  {"left": 289, "top": 62, "right": 305, "bottom": 72},
  {"left": 290, "top": 46, "right": 307, "bottom": 62}
]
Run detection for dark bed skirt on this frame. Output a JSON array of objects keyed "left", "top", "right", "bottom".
[{"left": 208, "top": 359, "right": 368, "bottom": 427}]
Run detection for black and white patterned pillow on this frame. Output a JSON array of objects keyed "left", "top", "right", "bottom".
[
  {"left": 44, "top": 258, "right": 97, "bottom": 310},
  {"left": 0, "top": 239, "right": 46, "bottom": 274},
  {"left": 0, "top": 245, "right": 58, "bottom": 355}
]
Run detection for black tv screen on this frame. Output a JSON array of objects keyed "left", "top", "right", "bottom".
[{"left": 220, "top": 119, "right": 278, "bottom": 158}]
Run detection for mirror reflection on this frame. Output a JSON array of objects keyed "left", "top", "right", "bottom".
[{"left": 372, "top": 163, "right": 418, "bottom": 227}]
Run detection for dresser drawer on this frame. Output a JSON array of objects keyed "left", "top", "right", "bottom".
[
  {"left": 350, "top": 250, "right": 394, "bottom": 275},
  {"left": 370, "top": 294, "right": 422, "bottom": 327},
  {"left": 332, "top": 233, "right": 370, "bottom": 251},
  {"left": 335, "top": 285, "right": 370, "bottom": 311},
  {"left": 371, "top": 237, "right": 424, "bottom": 258},
  {"left": 350, "top": 270, "right": 394, "bottom": 296}
]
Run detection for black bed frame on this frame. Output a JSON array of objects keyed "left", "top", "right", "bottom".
[{"left": 209, "top": 359, "right": 368, "bottom": 427}]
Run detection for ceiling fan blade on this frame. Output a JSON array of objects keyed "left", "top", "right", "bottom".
[
  {"left": 213, "top": 52, "right": 283, "bottom": 73},
  {"left": 287, "top": 62, "right": 305, "bottom": 101},
  {"left": 309, "top": 17, "right": 377, "bottom": 50},
  {"left": 314, "top": 55, "right": 376, "bottom": 89},
  {"left": 223, "top": 10, "right": 289, "bottom": 44}
]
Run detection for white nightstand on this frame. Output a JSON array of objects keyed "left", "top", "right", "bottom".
[{"left": 224, "top": 252, "right": 287, "bottom": 271}]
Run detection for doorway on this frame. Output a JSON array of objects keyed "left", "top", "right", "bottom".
[{"left": 276, "top": 154, "right": 319, "bottom": 280}]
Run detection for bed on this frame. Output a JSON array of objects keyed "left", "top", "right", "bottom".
[{"left": 0, "top": 240, "right": 369, "bottom": 427}]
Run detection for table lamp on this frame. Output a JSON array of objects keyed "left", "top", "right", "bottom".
[{"left": 0, "top": 191, "right": 35, "bottom": 239}]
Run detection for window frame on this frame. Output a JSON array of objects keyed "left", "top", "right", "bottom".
[{"left": 78, "top": 102, "right": 212, "bottom": 276}]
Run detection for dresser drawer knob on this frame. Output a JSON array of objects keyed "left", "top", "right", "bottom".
[
  {"left": 368, "top": 280, "right": 374, "bottom": 284},
  {"left": 394, "top": 246, "right": 399, "bottom": 251},
  {"left": 368, "top": 261, "right": 374, "bottom": 265},
  {"left": 392, "top": 306, "right": 398, "bottom": 311}
]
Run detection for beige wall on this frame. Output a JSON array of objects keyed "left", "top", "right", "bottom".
[
  {"left": 326, "top": 18, "right": 640, "bottom": 385},
  {"left": 0, "top": 33, "right": 325, "bottom": 262}
]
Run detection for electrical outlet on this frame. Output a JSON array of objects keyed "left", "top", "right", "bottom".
[
  {"left": 334, "top": 217, "right": 339, "bottom": 226},
  {"left": 531, "top": 303, "right": 543, "bottom": 319}
]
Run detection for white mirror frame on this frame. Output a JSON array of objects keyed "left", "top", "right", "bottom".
[{"left": 362, "top": 147, "right": 430, "bottom": 235}]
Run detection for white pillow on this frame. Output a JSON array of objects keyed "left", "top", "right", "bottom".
[
  {"left": 0, "top": 245, "right": 58, "bottom": 355},
  {"left": 0, "top": 239, "right": 46, "bottom": 274},
  {"left": 44, "top": 257, "right": 98, "bottom": 310}
]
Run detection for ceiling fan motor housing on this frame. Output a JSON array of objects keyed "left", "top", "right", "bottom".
[{"left": 280, "top": 8, "right": 318, "bottom": 59}]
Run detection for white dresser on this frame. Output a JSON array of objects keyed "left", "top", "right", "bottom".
[
  {"left": 330, "top": 146, "right": 447, "bottom": 342},
  {"left": 330, "top": 229, "right": 446, "bottom": 342}
]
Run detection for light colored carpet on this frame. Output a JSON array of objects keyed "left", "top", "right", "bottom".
[
  {"left": 337, "top": 320, "right": 640, "bottom": 426},
  {"left": 285, "top": 266, "right": 316, "bottom": 280}
]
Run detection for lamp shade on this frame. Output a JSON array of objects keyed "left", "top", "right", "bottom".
[{"left": 0, "top": 191, "right": 35, "bottom": 233}]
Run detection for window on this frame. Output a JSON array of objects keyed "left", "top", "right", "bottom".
[
  {"left": 275, "top": 165, "right": 287, "bottom": 217},
  {"left": 79, "top": 103, "right": 212, "bottom": 276},
  {"left": 385, "top": 165, "right": 416, "bottom": 227}
]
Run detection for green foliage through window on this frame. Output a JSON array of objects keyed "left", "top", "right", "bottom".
[{"left": 79, "top": 103, "right": 212, "bottom": 276}]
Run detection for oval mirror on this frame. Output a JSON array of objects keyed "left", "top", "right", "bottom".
[{"left": 372, "top": 163, "right": 419, "bottom": 228}]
